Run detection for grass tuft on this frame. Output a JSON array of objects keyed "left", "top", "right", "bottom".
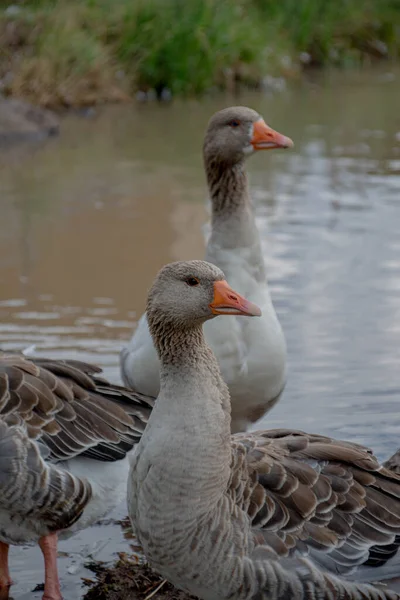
[{"left": 0, "top": 0, "right": 399, "bottom": 107}]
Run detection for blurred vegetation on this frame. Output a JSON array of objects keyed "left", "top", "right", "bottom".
[{"left": 0, "top": 0, "right": 399, "bottom": 107}]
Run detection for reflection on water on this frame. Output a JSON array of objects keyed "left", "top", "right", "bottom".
[{"left": 1, "top": 67, "right": 400, "bottom": 598}]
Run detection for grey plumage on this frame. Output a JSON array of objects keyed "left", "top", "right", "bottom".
[
  {"left": 0, "top": 350, "right": 155, "bottom": 599},
  {"left": 0, "top": 350, "right": 154, "bottom": 545},
  {"left": 120, "top": 106, "right": 290, "bottom": 433},
  {"left": 128, "top": 260, "right": 400, "bottom": 600},
  {"left": 0, "top": 420, "right": 90, "bottom": 542}
]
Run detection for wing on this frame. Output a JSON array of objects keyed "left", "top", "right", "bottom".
[
  {"left": 362, "top": 447, "right": 400, "bottom": 571},
  {"left": 228, "top": 428, "right": 400, "bottom": 577},
  {"left": 0, "top": 419, "right": 91, "bottom": 531},
  {"left": 0, "top": 351, "right": 154, "bottom": 463}
]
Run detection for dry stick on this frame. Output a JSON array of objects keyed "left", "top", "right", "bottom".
[{"left": 143, "top": 578, "right": 168, "bottom": 600}]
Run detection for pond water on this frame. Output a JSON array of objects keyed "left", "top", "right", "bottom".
[{"left": 1, "top": 67, "right": 400, "bottom": 598}]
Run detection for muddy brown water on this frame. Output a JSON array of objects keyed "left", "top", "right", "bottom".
[{"left": 1, "top": 67, "right": 400, "bottom": 598}]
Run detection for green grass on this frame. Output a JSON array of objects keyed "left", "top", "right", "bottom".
[
  {"left": 0, "top": 0, "right": 399, "bottom": 106},
  {"left": 255, "top": 0, "right": 400, "bottom": 66},
  {"left": 111, "top": 0, "right": 258, "bottom": 94}
]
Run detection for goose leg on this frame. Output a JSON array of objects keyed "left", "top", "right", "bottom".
[
  {"left": 0, "top": 542, "right": 12, "bottom": 589},
  {"left": 38, "top": 533, "right": 62, "bottom": 600}
]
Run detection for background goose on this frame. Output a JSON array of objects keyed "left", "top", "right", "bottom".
[
  {"left": 121, "top": 106, "right": 293, "bottom": 433},
  {"left": 0, "top": 351, "right": 153, "bottom": 600},
  {"left": 128, "top": 260, "right": 400, "bottom": 600}
]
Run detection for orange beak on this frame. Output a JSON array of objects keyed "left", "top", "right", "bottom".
[
  {"left": 251, "top": 119, "right": 293, "bottom": 151},
  {"left": 209, "top": 280, "right": 262, "bottom": 317}
]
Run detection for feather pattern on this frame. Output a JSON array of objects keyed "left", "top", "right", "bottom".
[
  {"left": 360, "top": 448, "right": 400, "bottom": 572},
  {"left": 0, "top": 420, "right": 91, "bottom": 543},
  {"left": 0, "top": 350, "right": 154, "bottom": 546},
  {"left": 230, "top": 429, "right": 400, "bottom": 577}
]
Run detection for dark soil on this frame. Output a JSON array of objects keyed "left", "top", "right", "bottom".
[{"left": 82, "top": 554, "right": 195, "bottom": 600}]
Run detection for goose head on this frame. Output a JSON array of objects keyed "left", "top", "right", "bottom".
[
  {"left": 203, "top": 106, "right": 293, "bottom": 166},
  {"left": 147, "top": 260, "right": 261, "bottom": 332}
]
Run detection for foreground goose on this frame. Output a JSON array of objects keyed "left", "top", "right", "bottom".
[
  {"left": 0, "top": 352, "right": 153, "bottom": 600},
  {"left": 128, "top": 260, "right": 400, "bottom": 600},
  {"left": 121, "top": 106, "right": 293, "bottom": 433}
]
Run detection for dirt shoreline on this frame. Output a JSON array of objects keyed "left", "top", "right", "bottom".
[
  {"left": 0, "top": 97, "right": 59, "bottom": 143},
  {"left": 82, "top": 555, "right": 193, "bottom": 600}
]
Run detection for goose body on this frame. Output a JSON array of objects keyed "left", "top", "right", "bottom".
[
  {"left": 203, "top": 220, "right": 287, "bottom": 430},
  {"left": 128, "top": 260, "right": 400, "bottom": 600},
  {"left": 0, "top": 352, "right": 152, "bottom": 599},
  {"left": 121, "top": 107, "right": 292, "bottom": 432}
]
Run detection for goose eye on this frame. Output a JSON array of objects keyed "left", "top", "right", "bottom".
[
  {"left": 185, "top": 277, "right": 200, "bottom": 287},
  {"left": 229, "top": 120, "right": 240, "bottom": 128}
]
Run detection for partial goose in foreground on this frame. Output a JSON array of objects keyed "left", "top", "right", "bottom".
[
  {"left": 121, "top": 106, "right": 293, "bottom": 433},
  {"left": 0, "top": 352, "right": 153, "bottom": 600},
  {"left": 128, "top": 260, "right": 400, "bottom": 600}
]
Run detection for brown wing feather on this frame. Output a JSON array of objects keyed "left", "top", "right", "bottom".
[
  {"left": 229, "top": 429, "right": 400, "bottom": 576},
  {"left": 0, "top": 351, "right": 154, "bottom": 463},
  {"left": 384, "top": 449, "right": 400, "bottom": 475}
]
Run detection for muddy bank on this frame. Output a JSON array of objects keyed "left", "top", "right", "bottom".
[
  {"left": 83, "top": 556, "right": 193, "bottom": 600},
  {"left": 0, "top": 97, "right": 58, "bottom": 143},
  {"left": 81, "top": 554, "right": 400, "bottom": 600},
  {"left": 81, "top": 517, "right": 192, "bottom": 600}
]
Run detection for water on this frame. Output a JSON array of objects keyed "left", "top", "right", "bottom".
[{"left": 1, "top": 67, "right": 400, "bottom": 598}]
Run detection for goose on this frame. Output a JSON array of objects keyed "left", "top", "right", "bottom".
[
  {"left": 121, "top": 106, "right": 293, "bottom": 433},
  {"left": 128, "top": 259, "right": 400, "bottom": 600},
  {"left": 0, "top": 352, "right": 153, "bottom": 600}
]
